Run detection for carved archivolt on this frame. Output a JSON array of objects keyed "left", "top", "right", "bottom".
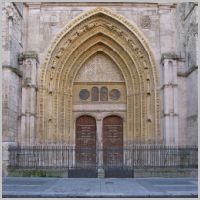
[{"left": 37, "top": 7, "right": 161, "bottom": 145}]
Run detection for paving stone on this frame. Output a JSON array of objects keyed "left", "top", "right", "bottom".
[{"left": 2, "top": 177, "right": 198, "bottom": 198}]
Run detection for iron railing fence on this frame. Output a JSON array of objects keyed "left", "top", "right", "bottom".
[{"left": 8, "top": 145, "right": 198, "bottom": 170}]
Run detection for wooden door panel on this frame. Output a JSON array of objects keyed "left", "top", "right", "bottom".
[
  {"left": 103, "top": 116, "right": 123, "bottom": 168},
  {"left": 76, "top": 116, "right": 96, "bottom": 168}
]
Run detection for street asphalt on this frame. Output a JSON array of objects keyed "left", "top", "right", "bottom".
[{"left": 2, "top": 177, "right": 198, "bottom": 198}]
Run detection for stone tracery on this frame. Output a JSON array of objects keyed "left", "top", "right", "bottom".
[{"left": 37, "top": 7, "right": 161, "bottom": 145}]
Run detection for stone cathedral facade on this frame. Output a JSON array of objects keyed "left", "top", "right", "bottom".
[{"left": 2, "top": 2, "right": 198, "bottom": 175}]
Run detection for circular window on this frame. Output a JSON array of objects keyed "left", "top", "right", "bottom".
[
  {"left": 109, "top": 89, "right": 121, "bottom": 100},
  {"left": 79, "top": 89, "right": 90, "bottom": 100}
]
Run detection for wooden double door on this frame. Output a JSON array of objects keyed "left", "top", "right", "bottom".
[{"left": 75, "top": 115, "right": 123, "bottom": 169}]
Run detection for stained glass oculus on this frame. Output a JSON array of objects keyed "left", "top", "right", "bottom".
[
  {"left": 79, "top": 89, "right": 90, "bottom": 100},
  {"left": 109, "top": 89, "right": 121, "bottom": 100}
]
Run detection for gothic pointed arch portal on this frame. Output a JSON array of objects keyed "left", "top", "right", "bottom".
[{"left": 37, "top": 7, "right": 162, "bottom": 145}]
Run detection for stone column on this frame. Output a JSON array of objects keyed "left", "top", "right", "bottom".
[
  {"left": 96, "top": 118, "right": 103, "bottom": 166},
  {"left": 161, "top": 53, "right": 179, "bottom": 145},
  {"left": 96, "top": 117, "right": 104, "bottom": 177},
  {"left": 19, "top": 51, "right": 39, "bottom": 145}
]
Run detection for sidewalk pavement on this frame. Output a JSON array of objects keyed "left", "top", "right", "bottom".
[{"left": 2, "top": 177, "right": 198, "bottom": 198}]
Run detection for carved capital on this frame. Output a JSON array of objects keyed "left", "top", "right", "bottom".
[
  {"left": 96, "top": 118, "right": 102, "bottom": 122},
  {"left": 18, "top": 51, "right": 39, "bottom": 63},
  {"left": 161, "top": 52, "right": 179, "bottom": 63}
]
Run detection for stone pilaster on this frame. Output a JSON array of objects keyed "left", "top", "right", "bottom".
[
  {"left": 161, "top": 53, "right": 179, "bottom": 145},
  {"left": 18, "top": 51, "right": 39, "bottom": 145}
]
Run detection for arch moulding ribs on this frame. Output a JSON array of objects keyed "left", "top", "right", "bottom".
[{"left": 37, "top": 7, "right": 162, "bottom": 145}]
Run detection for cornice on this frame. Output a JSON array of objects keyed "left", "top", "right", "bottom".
[
  {"left": 160, "top": 52, "right": 179, "bottom": 63},
  {"left": 26, "top": 2, "right": 176, "bottom": 8},
  {"left": 18, "top": 51, "right": 39, "bottom": 62}
]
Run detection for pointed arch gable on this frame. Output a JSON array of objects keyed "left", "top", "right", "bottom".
[
  {"left": 40, "top": 7, "right": 159, "bottom": 87},
  {"left": 37, "top": 7, "right": 161, "bottom": 144}
]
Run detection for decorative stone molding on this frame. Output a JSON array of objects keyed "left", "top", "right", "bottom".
[
  {"left": 177, "top": 65, "right": 198, "bottom": 77},
  {"left": 161, "top": 52, "right": 179, "bottom": 63},
  {"left": 37, "top": 7, "right": 161, "bottom": 144},
  {"left": 18, "top": 51, "right": 39, "bottom": 63},
  {"left": 163, "top": 113, "right": 179, "bottom": 117},
  {"left": 29, "top": 113, "right": 37, "bottom": 117},
  {"left": 161, "top": 83, "right": 178, "bottom": 89}
]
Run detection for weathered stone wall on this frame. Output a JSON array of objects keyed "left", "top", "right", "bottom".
[
  {"left": 176, "top": 3, "right": 197, "bottom": 70},
  {"left": 2, "top": 3, "right": 24, "bottom": 143},
  {"left": 175, "top": 2, "right": 198, "bottom": 145},
  {"left": 186, "top": 71, "right": 198, "bottom": 145},
  {"left": 2, "top": 2, "right": 24, "bottom": 175},
  {"left": 2, "top": 68, "right": 21, "bottom": 143},
  {"left": 25, "top": 3, "right": 177, "bottom": 66},
  {"left": 177, "top": 76, "right": 187, "bottom": 145}
]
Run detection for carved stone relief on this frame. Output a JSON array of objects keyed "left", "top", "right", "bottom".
[
  {"left": 140, "top": 15, "right": 151, "bottom": 29},
  {"left": 75, "top": 53, "right": 124, "bottom": 82}
]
